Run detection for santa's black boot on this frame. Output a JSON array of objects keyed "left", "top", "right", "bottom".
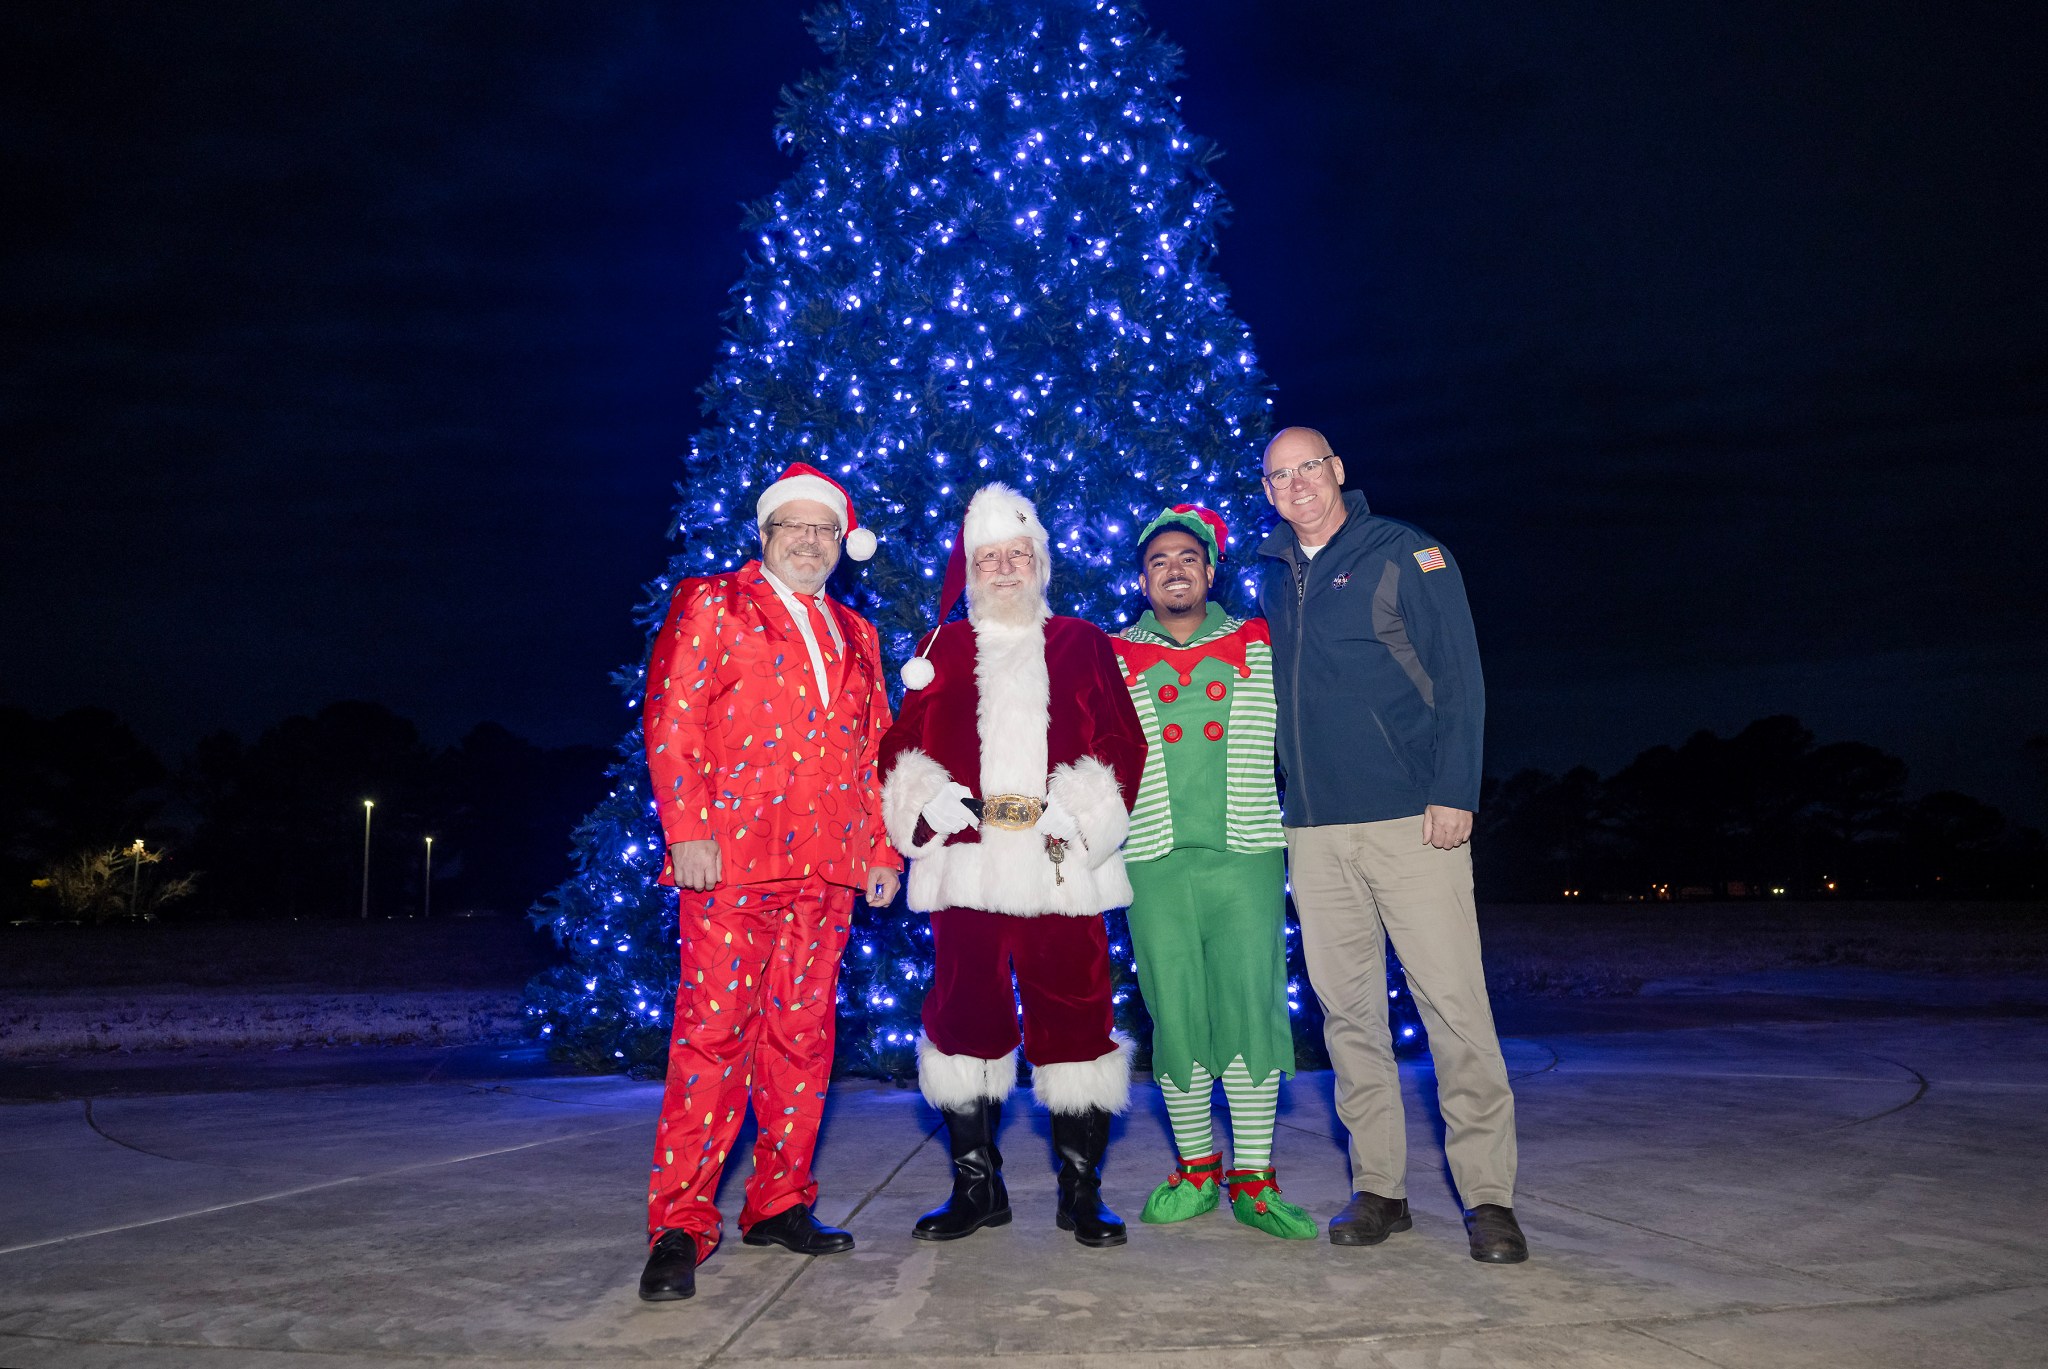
[
  {"left": 1052, "top": 1107, "right": 1127, "bottom": 1247},
  {"left": 913, "top": 1098, "right": 1012, "bottom": 1241}
]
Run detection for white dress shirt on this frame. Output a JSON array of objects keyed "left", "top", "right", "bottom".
[{"left": 760, "top": 565, "right": 844, "bottom": 704}]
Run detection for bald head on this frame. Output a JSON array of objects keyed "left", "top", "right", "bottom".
[
  {"left": 1263, "top": 426, "right": 1334, "bottom": 469},
  {"left": 1260, "top": 425, "right": 1349, "bottom": 546}
]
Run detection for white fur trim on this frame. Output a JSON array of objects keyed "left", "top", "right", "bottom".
[
  {"left": 1032, "top": 1033, "right": 1134, "bottom": 1115},
  {"left": 974, "top": 619, "right": 1050, "bottom": 798},
  {"left": 896, "top": 620, "right": 1135, "bottom": 918},
  {"left": 917, "top": 1036, "right": 1017, "bottom": 1109},
  {"left": 757, "top": 473, "right": 849, "bottom": 529},
  {"left": 900, "top": 655, "right": 935, "bottom": 691},
  {"left": 881, "top": 748, "right": 954, "bottom": 857},
  {"left": 843, "top": 525, "right": 877, "bottom": 561},
  {"left": 903, "top": 828, "right": 1133, "bottom": 917},
  {"left": 1048, "top": 756, "right": 1130, "bottom": 871},
  {"left": 962, "top": 482, "right": 1049, "bottom": 559}
]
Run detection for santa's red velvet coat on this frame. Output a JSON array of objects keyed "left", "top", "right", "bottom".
[{"left": 879, "top": 615, "right": 1146, "bottom": 917}]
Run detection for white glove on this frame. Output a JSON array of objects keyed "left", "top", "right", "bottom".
[
  {"left": 1037, "top": 797, "right": 1083, "bottom": 848},
  {"left": 919, "top": 782, "right": 977, "bottom": 837}
]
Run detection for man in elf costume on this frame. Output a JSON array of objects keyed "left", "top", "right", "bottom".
[
  {"left": 880, "top": 482, "right": 1148, "bottom": 1249},
  {"left": 636, "top": 463, "right": 903, "bottom": 1302},
  {"left": 1111, "top": 506, "right": 1316, "bottom": 1241}
]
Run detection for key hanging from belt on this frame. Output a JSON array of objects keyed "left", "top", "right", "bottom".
[{"left": 1045, "top": 837, "right": 1068, "bottom": 885}]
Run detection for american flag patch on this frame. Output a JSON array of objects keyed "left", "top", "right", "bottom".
[{"left": 1413, "top": 546, "right": 1447, "bottom": 573}]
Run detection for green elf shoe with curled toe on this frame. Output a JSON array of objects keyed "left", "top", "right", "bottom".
[
  {"left": 1140, "top": 1152, "right": 1223, "bottom": 1224},
  {"left": 1227, "top": 1168, "right": 1318, "bottom": 1240}
]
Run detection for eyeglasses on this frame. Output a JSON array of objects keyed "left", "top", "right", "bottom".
[
  {"left": 1260, "top": 456, "right": 1337, "bottom": 488},
  {"left": 973, "top": 548, "right": 1036, "bottom": 570},
  {"left": 767, "top": 519, "right": 843, "bottom": 543}
]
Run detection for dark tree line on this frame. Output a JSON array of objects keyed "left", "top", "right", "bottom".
[
  {"left": 2, "top": 702, "right": 608, "bottom": 922},
  {"left": 1477, "top": 716, "right": 2046, "bottom": 902},
  {"left": 6, "top": 705, "right": 2040, "bottom": 923}
]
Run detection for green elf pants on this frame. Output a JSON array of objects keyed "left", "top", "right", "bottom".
[{"left": 1124, "top": 846, "right": 1293, "bottom": 1093}]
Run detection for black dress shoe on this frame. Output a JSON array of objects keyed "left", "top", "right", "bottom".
[
  {"left": 638, "top": 1230, "right": 698, "bottom": 1301},
  {"left": 1463, "top": 1204, "right": 1529, "bottom": 1264},
  {"left": 740, "top": 1203, "right": 855, "bottom": 1255},
  {"left": 1329, "top": 1191, "right": 1412, "bottom": 1246}
]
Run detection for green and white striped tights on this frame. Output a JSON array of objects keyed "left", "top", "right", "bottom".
[{"left": 1158, "top": 1056, "right": 1277, "bottom": 1170}]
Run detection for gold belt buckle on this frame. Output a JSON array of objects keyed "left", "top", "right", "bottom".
[{"left": 980, "top": 794, "right": 1045, "bottom": 830}]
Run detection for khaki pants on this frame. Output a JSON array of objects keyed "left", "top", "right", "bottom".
[{"left": 1286, "top": 817, "right": 1516, "bottom": 1207}]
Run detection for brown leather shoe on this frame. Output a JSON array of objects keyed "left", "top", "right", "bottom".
[
  {"left": 638, "top": 1230, "right": 698, "bottom": 1301},
  {"left": 1328, "top": 1191, "right": 1411, "bottom": 1246},
  {"left": 1463, "top": 1204, "right": 1529, "bottom": 1263}
]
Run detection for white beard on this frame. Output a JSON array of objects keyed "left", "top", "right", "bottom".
[
  {"left": 966, "top": 580, "right": 1050, "bottom": 628},
  {"left": 973, "top": 617, "right": 1050, "bottom": 798}
]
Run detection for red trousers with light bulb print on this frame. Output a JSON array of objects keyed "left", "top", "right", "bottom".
[{"left": 646, "top": 877, "right": 854, "bottom": 1255}]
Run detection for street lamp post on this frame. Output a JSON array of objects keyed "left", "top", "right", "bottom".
[
  {"left": 360, "top": 800, "right": 374, "bottom": 919},
  {"left": 130, "top": 838, "right": 145, "bottom": 918},
  {"left": 423, "top": 835, "right": 434, "bottom": 920}
]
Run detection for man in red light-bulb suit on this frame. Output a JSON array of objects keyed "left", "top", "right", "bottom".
[{"left": 636, "top": 462, "right": 902, "bottom": 1302}]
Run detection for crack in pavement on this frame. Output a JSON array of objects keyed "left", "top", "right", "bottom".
[
  {"left": 700, "top": 1120, "right": 944, "bottom": 1367},
  {"left": 81, "top": 1096, "right": 189, "bottom": 1164},
  {"left": 1806, "top": 1054, "right": 1929, "bottom": 1133},
  {"left": 0, "top": 1117, "right": 645, "bottom": 1258}
]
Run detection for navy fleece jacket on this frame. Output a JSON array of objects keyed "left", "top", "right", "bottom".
[{"left": 1257, "top": 489, "right": 1485, "bottom": 826}]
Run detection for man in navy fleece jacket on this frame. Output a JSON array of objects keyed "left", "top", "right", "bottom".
[{"left": 1256, "top": 425, "right": 1525, "bottom": 1266}]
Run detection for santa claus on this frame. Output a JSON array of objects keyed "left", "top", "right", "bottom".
[{"left": 879, "top": 483, "right": 1147, "bottom": 1248}]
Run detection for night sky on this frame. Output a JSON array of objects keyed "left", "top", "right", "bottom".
[{"left": 5, "top": 2, "right": 2045, "bottom": 823}]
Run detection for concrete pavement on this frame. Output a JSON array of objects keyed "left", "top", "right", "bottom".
[{"left": 3, "top": 989, "right": 2045, "bottom": 1367}]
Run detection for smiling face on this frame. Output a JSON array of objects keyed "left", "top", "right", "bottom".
[
  {"left": 1261, "top": 426, "right": 1347, "bottom": 546},
  {"left": 758, "top": 497, "right": 842, "bottom": 594},
  {"left": 965, "top": 533, "right": 1046, "bottom": 625},
  {"left": 1140, "top": 527, "right": 1215, "bottom": 618}
]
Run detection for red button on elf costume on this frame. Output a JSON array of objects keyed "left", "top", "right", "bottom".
[
  {"left": 636, "top": 462, "right": 900, "bottom": 1302},
  {"left": 879, "top": 483, "right": 1147, "bottom": 1249}
]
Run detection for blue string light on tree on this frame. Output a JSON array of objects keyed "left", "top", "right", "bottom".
[{"left": 526, "top": 0, "right": 1421, "bottom": 1076}]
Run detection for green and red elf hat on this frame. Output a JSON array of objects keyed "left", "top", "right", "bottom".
[{"left": 1135, "top": 504, "right": 1227, "bottom": 565}]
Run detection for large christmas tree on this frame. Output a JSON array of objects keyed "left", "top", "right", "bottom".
[{"left": 525, "top": 0, "right": 1422, "bottom": 1077}]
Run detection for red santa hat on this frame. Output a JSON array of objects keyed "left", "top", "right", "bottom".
[
  {"left": 755, "top": 461, "right": 877, "bottom": 561},
  {"left": 900, "top": 482, "right": 1048, "bottom": 691}
]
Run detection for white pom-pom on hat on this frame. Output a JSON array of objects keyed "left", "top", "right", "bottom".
[
  {"left": 901, "top": 655, "right": 935, "bottom": 691},
  {"left": 843, "top": 525, "right": 877, "bottom": 561}
]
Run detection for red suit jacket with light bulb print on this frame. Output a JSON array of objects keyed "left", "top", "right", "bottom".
[
  {"left": 878, "top": 615, "right": 1146, "bottom": 917},
  {"left": 644, "top": 560, "right": 901, "bottom": 889}
]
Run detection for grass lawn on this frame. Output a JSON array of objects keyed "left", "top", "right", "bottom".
[
  {"left": 0, "top": 915, "right": 558, "bottom": 992},
  {"left": 0, "top": 918, "right": 556, "bottom": 1055},
  {"left": 1477, "top": 900, "right": 2048, "bottom": 998},
  {"left": 4, "top": 902, "right": 2043, "bottom": 1057}
]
